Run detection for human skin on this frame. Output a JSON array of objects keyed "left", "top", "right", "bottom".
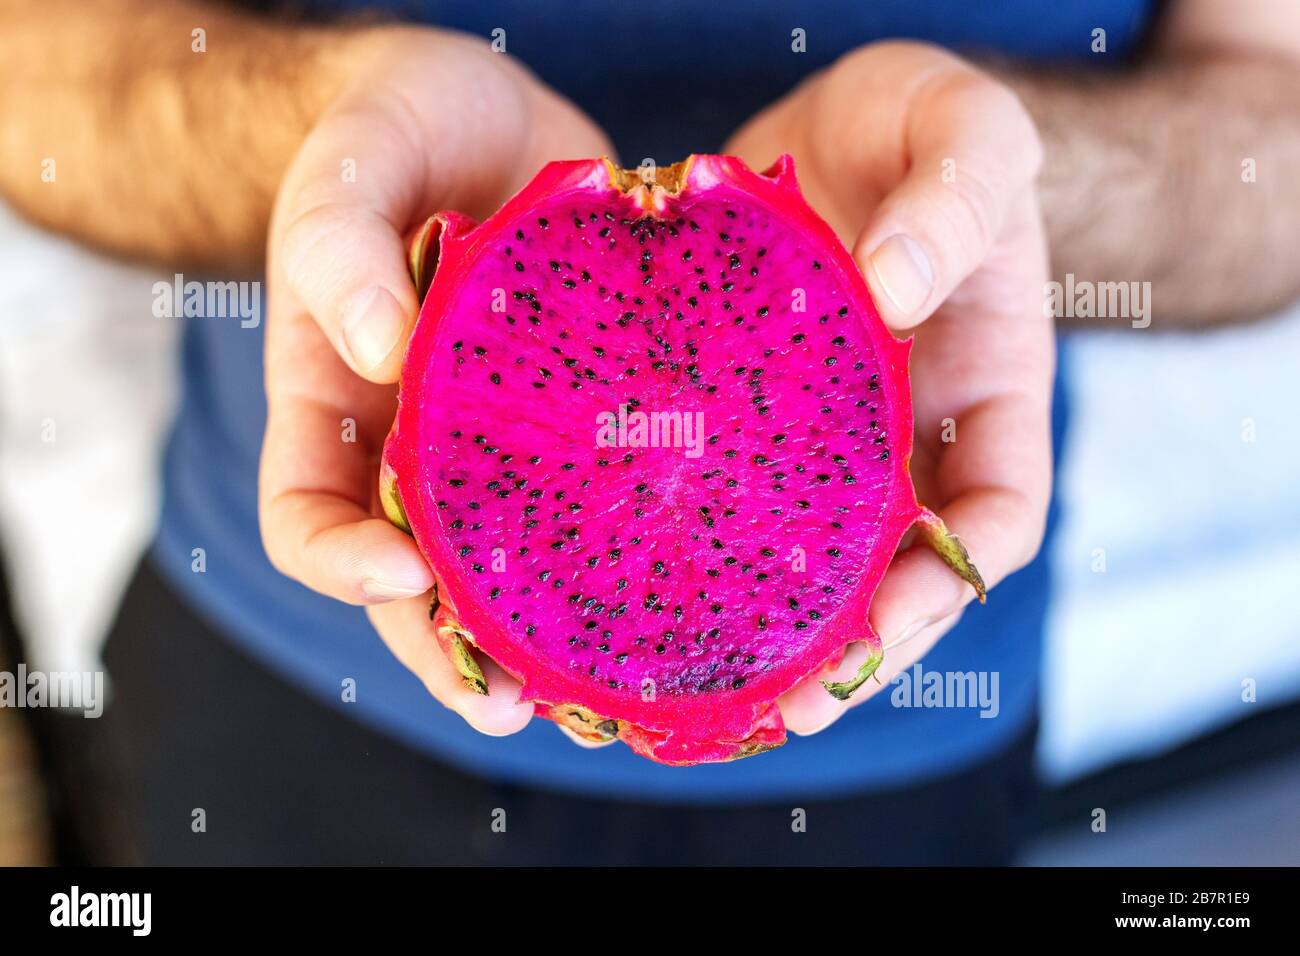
[
  {"left": 724, "top": 0, "right": 1300, "bottom": 734},
  {"left": 2, "top": 0, "right": 1300, "bottom": 741},
  {"left": 723, "top": 44, "right": 1053, "bottom": 736}
]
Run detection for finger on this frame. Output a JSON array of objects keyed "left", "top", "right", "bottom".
[
  {"left": 272, "top": 104, "right": 427, "bottom": 383},
  {"left": 270, "top": 52, "right": 612, "bottom": 385},
  {"left": 779, "top": 356, "right": 1049, "bottom": 736},
  {"left": 852, "top": 70, "right": 1043, "bottom": 329},
  {"left": 871, "top": 386, "right": 1053, "bottom": 644},
  {"left": 556, "top": 725, "right": 618, "bottom": 750},
  {"left": 367, "top": 596, "right": 534, "bottom": 736},
  {"left": 258, "top": 303, "right": 433, "bottom": 604},
  {"left": 780, "top": 609, "right": 964, "bottom": 735},
  {"left": 260, "top": 490, "right": 434, "bottom": 605}
]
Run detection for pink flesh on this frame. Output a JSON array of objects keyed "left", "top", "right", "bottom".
[{"left": 389, "top": 157, "right": 917, "bottom": 757}]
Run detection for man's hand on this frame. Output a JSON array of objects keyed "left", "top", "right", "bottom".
[
  {"left": 726, "top": 42, "right": 1054, "bottom": 734},
  {"left": 258, "top": 28, "right": 613, "bottom": 737}
]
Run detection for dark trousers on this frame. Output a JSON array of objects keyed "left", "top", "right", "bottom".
[{"left": 47, "top": 561, "right": 1039, "bottom": 865}]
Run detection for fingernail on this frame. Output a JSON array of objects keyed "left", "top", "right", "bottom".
[
  {"left": 888, "top": 616, "right": 937, "bottom": 650},
  {"left": 361, "top": 577, "right": 426, "bottom": 601},
  {"left": 866, "top": 234, "right": 933, "bottom": 318},
  {"left": 557, "top": 725, "right": 615, "bottom": 749},
  {"left": 791, "top": 711, "right": 845, "bottom": 737},
  {"left": 342, "top": 287, "right": 405, "bottom": 372}
]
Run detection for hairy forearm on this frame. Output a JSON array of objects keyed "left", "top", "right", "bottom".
[
  {"left": 1005, "top": 54, "right": 1300, "bottom": 327},
  {"left": 0, "top": 0, "right": 366, "bottom": 270}
]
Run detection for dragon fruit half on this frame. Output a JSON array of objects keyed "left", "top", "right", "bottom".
[{"left": 379, "top": 155, "right": 984, "bottom": 765}]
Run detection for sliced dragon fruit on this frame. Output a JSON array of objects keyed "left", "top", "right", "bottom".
[{"left": 381, "top": 155, "right": 983, "bottom": 765}]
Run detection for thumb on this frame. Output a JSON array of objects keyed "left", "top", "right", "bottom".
[
  {"left": 853, "top": 74, "right": 1042, "bottom": 330},
  {"left": 270, "top": 105, "right": 427, "bottom": 383}
]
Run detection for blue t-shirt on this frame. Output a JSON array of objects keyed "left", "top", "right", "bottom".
[{"left": 153, "top": 0, "right": 1155, "bottom": 801}]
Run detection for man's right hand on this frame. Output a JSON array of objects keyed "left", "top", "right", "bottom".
[{"left": 258, "top": 28, "right": 613, "bottom": 737}]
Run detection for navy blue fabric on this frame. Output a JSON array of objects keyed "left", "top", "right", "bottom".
[{"left": 152, "top": 0, "right": 1154, "bottom": 801}]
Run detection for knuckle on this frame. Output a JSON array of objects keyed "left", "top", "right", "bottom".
[
  {"left": 277, "top": 201, "right": 359, "bottom": 306},
  {"left": 842, "top": 39, "right": 958, "bottom": 74},
  {"left": 992, "top": 86, "right": 1044, "bottom": 181},
  {"left": 259, "top": 517, "right": 295, "bottom": 581},
  {"left": 930, "top": 170, "right": 1000, "bottom": 266},
  {"left": 1011, "top": 500, "right": 1050, "bottom": 571},
  {"left": 259, "top": 508, "right": 310, "bottom": 587},
  {"left": 952, "top": 73, "right": 1044, "bottom": 182}
]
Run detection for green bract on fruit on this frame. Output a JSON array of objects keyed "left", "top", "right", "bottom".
[{"left": 380, "top": 155, "right": 984, "bottom": 765}]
